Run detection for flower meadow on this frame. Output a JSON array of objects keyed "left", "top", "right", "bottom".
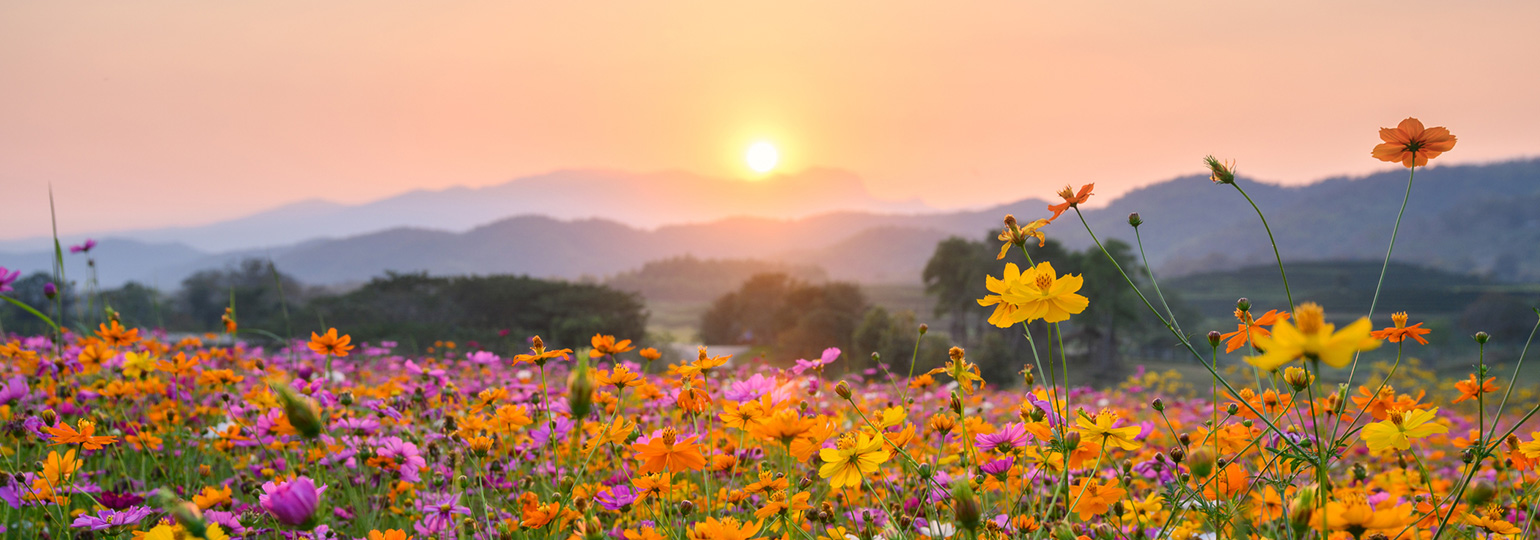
[{"left": 2, "top": 118, "right": 1540, "bottom": 540}]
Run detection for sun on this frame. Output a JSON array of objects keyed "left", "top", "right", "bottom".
[{"left": 745, "top": 141, "right": 779, "bottom": 174}]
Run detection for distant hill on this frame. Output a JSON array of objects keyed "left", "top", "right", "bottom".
[
  {"left": 0, "top": 168, "right": 929, "bottom": 253},
  {"left": 3, "top": 158, "right": 1538, "bottom": 288}
]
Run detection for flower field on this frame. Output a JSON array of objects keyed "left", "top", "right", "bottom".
[{"left": 1, "top": 118, "right": 1538, "bottom": 540}]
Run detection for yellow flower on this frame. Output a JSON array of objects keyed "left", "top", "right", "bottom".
[
  {"left": 818, "top": 433, "right": 890, "bottom": 489},
  {"left": 1244, "top": 302, "right": 1380, "bottom": 371},
  {"left": 926, "top": 347, "right": 984, "bottom": 395},
  {"left": 1316, "top": 489, "right": 1413, "bottom": 537},
  {"left": 1361, "top": 407, "right": 1448, "bottom": 452},
  {"left": 122, "top": 351, "right": 156, "bottom": 379},
  {"left": 1075, "top": 410, "right": 1142, "bottom": 451},
  {"left": 1463, "top": 506, "right": 1522, "bottom": 535},
  {"left": 978, "top": 261, "right": 1088, "bottom": 327}
]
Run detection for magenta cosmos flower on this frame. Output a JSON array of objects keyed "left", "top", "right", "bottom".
[
  {"left": 791, "top": 347, "right": 840, "bottom": 375},
  {"left": 259, "top": 476, "right": 326, "bottom": 528}
]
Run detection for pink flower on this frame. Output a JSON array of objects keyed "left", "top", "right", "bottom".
[
  {"left": 259, "top": 476, "right": 325, "bottom": 528},
  {"left": 791, "top": 347, "right": 841, "bottom": 375}
]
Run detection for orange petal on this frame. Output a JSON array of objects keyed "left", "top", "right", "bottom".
[{"left": 1396, "top": 118, "right": 1426, "bottom": 138}]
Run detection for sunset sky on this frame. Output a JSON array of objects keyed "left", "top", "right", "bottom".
[{"left": 3, "top": 1, "right": 1538, "bottom": 240}]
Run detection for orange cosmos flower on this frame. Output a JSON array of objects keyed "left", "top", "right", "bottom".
[
  {"left": 1219, "top": 308, "right": 1289, "bottom": 354},
  {"left": 308, "top": 328, "right": 354, "bottom": 357},
  {"left": 42, "top": 419, "right": 119, "bottom": 450},
  {"left": 1370, "top": 312, "right": 1431, "bottom": 345},
  {"left": 367, "top": 530, "right": 411, "bottom": 540},
  {"left": 96, "top": 320, "right": 141, "bottom": 348},
  {"left": 1046, "top": 183, "right": 1094, "bottom": 222},
  {"left": 631, "top": 427, "right": 707, "bottom": 473},
  {"left": 513, "top": 336, "right": 572, "bottom": 366},
  {"left": 589, "top": 334, "right": 634, "bottom": 358},
  {"left": 1372, "top": 117, "right": 1455, "bottom": 168},
  {"left": 1452, "top": 374, "right": 1499, "bottom": 404}
]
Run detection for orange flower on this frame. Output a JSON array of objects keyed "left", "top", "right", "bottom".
[
  {"left": 513, "top": 336, "right": 572, "bottom": 366},
  {"left": 1452, "top": 374, "right": 1498, "bottom": 404},
  {"left": 589, "top": 334, "right": 634, "bottom": 358},
  {"left": 1372, "top": 117, "right": 1455, "bottom": 168},
  {"left": 1219, "top": 308, "right": 1289, "bottom": 354},
  {"left": 308, "top": 328, "right": 354, "bottom": 357},
  {"left": 1370, "top": 312, "right": 1431, "bottom": 345},
  {"left": 368, "top": 530, "right": 411, "bottom": 540},
  {"left": 96, "top": 320, "right": 141, "bottom": 348},
  {"left": 1046, "top": 183, "right": 1094, "bottom": 222},
  {"left": 631, "top": 427, "right": 707, "bottom": 473},
  {"left": 42, "top": 419, "right": 118, "bottom": 450}
]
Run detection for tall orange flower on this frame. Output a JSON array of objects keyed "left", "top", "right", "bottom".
[
  {"left": 1372, "top": 118, "right": 1455, "bottom": 168},
  {"left": 1219, "top": 308, "right": 1289, "bottom": 354},
  {"left": 42, "top": 419, "right": 118, "bottom": 450},
  {"left": 96, "top": 320, "right": 141, "bottom": 348},
  {"left": 631, "top": 428, "right": 707, "bottom": 473},
  {"left": 1452, "top": 374, "right": 1498, "bottom": 404},
  {"left": 1370, "top": 312, "right": 1431, "bottom": 345},
  {"left": 1046, "top": 183, "right": 1094, "bottom": 222},
  {"left": 308, "top": 328, "right": 354, "bottom": 357},
  {"left": 589, "top": 334, "right": 634, "bottom": 358}
]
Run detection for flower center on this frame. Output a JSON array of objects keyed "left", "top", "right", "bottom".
[
  {"left": 1295, "top": 303, "right": 1325, "bottom": 334},
  {"left": 1034, "top": 273, "right": 1053, "bottom": 291}
]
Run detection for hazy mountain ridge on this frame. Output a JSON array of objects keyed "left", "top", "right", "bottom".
[
  {"left": 3, "top": 159, "right": 1537, "bottom": 288},
  {"left": 0, "top": 168, "right": 929, "bottom": 253}
]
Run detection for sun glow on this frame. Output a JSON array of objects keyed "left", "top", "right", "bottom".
[{"left": 745, "top": 142, "right": 779, "bottom": 174}]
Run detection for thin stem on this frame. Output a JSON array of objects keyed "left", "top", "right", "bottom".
[
  {"left": 1346, "top": 165, "right": 1417, "bottom": 390},
  {"left": 1228, "top": 182, "right": 1294, "bottom": 312}
]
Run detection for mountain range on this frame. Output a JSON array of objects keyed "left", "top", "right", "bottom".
[
  {"left": 3, "top": 159, "right": 1538, "bottom": 289},
  {"left": 0, "top": 168, "right": 929, "bottom": 253}
]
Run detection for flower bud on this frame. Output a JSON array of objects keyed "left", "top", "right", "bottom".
[
  {"left": 1207, "top": 331, "right": 1222, "bottom": 347},
  {"left": 43, "top": 282, "right": 57, "bottom": 300},
  {"left": 1151, "top": 398, "right": 1164, "bottom": 412},
  {"left": 1204, "top": 156, "right": 1236, "bottom": 184},
  {"left": 677, "top": 499, "right": 694, "bottom": 515},
  {"left": 567, "top": 356, "right": 595, "bottom": 419},
  {"left": 834, "top": 381, "right": 853, "bottom": 400},
  {"left": 949, "top": 392, "right": 963, "bottom": 415},
  {"left": 1188, "top": 448, "right": 1215, "bottom": 479},
  {"left": 1283, "top": 367, "right": 1312, "bottom": 391},
  {"left": 1464, "top": 481, "right": 1495, "bottom": 506},
  {"left": 1127, "top": 212, "right": 1143, "bottom": 227},
  {"left": 1473, "top": 331, "right": 1490, "bottom": 344},
  {"left": 1236, "top": 298, "right": 1251, "bottom": 312},
  {"left": 338, "top": 390, "right": 354, "bottom": 406},
  {"left": 1062, "top": 431, "right": 1081, "bottom": 450},
  {"left": 1169, "top": 446, "right": 1185, "bottom": 464},
  {"left": 40, "top": 409, "right": 57, "bottom": 426},
  {"left": 918, "top": 324, "right": 928, "bottom": 335},
  {"left": 950, "top": 477, "right": 980, "bottom": 532},
  {"left": 274, "top": 383, "right": 323, "bottom": 439}
]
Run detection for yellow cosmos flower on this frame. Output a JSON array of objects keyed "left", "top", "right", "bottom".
[
  {"left": 1361, "top": 407, "right": 1448, "bottom": 452},
  {"left": 978, "top": 261, "right": 1089, "bottom": 327},
  {"left": 1075, "top": 410, "right": 1143, "bottom": 451},
  {"left": 818, "top": 433, "right": 890, "bottom": 489},
  {"left": 1244, "top": 302, "right": 1380, "bottom": 371}
]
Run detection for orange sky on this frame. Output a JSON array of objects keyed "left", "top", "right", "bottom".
[{"left": 3, "top": 1, "right": 1538, "bottom": 240}]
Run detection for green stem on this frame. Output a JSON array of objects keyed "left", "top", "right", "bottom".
[{"left": 1228, "top": 182, "right": 1294, "bottom": 312}]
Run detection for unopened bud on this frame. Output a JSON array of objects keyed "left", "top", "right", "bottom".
[
  {"left": 1473, "top": 332, "right": 1490, "bottom": 344},
  {"left": 918, "top": 324, "right": 928, "bottom": 335},
  {"left": 1127, "top": 212, "right": 1143, "bottom": 227},
  {"left": 274, "top": 383, "right": 323, "bottom": 439},
  {"left": 834, "top": 381, "right": 853, "bottom": 400},
  {"left": 1207, "top": 331, "right": 1222, "bottom": 347},
  {"left": 1151, "top": 398, "right": 1164, "bottom": 412},
  {"left": 1236, "top": 298, "right": 1251, "bottom": 312},
  {"left": 950, "top": 477, "right": 980, "bottom": 532}
]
